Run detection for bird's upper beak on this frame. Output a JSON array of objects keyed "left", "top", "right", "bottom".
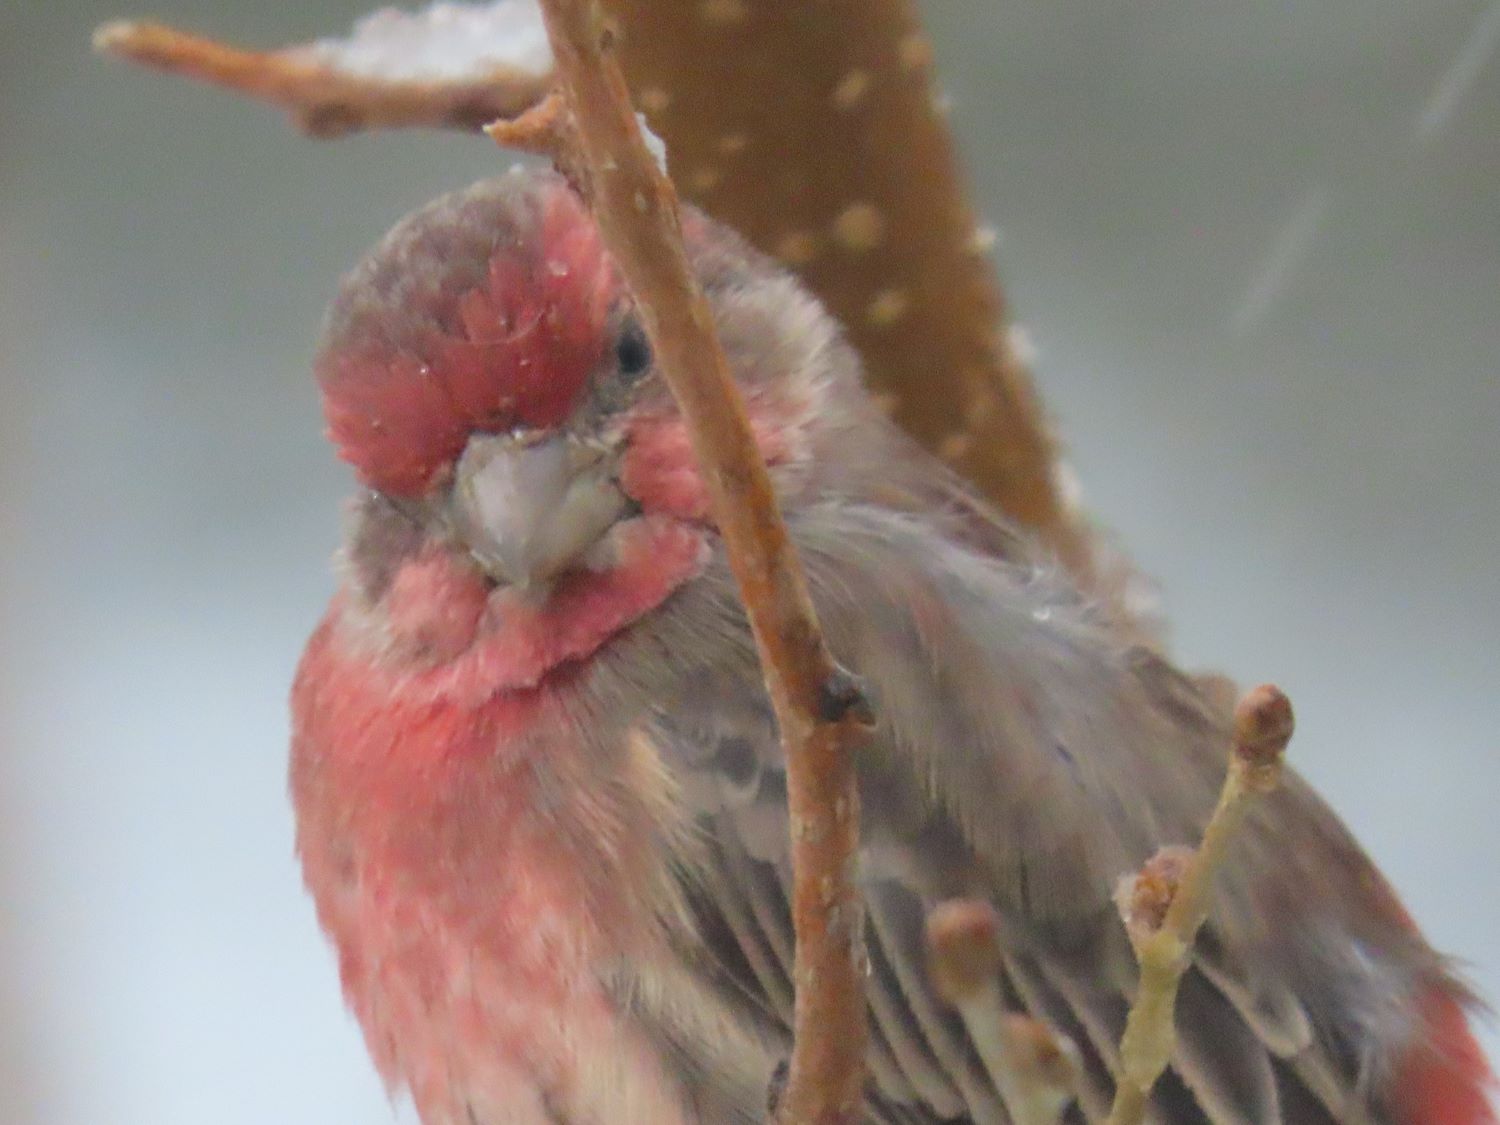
[{"left": 450, "top": 431, "right": 630, "bottom": 591}]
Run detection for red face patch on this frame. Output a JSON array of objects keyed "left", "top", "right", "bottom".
[{"left": 319, "top": 185, "right": 619, "bottom": 497}]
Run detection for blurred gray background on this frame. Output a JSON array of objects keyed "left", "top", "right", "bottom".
[{"left": 2, "top": 2, "right": 1496, "bottom": 1121}]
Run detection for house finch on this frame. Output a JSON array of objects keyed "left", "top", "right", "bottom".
[{"left": 290, "top": 171, "right": 1493, "bottom": 1124}]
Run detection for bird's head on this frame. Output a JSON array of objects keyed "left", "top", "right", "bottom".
[{"left": 316, "top": 171, "right": 861, "bottom": 681}]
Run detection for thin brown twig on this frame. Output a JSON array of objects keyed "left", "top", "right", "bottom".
[
  {"left": 520, "top": 2, "right": 872, "bottom": 1122},
  {"left": 1106, "top": 684, "right": 1295, "bottom": 1125},
  {"left": 92, "top": 19, "right": 548, "bottom": 136},
  {"left": 925, "top": 900, "right": 1079, "bottom": 1124}
]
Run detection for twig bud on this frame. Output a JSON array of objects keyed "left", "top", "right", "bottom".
[
  {"left": 1115, "top": 846, "right": 1192, "bottom": 948},
  {"left": 1232, "top": 683, "right": 1293, "bottom": 793},
  {"left": 924, "top": 898, "right": 1002, "bottom": 1005},
  {"left": 1000, "top": 1014, "right": 1081, "bottom": 1102}
]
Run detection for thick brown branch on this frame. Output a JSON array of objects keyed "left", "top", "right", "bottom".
[
  {"left": 1107, "top": 685, "right": 1295, "bottom": 1125},
  {"left": 603, "top": 0, "right": 1096, "bottom": 583},
  {"left": 525, "top": 2, "right": 870, "bottom": 1122},
  {"left": 92, "top": 19, "right": 548, "bottom": 136}
]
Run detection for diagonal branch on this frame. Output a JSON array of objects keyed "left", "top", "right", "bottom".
[{"left": 521, "top": 2, "right": 872, "bottom": 1122}]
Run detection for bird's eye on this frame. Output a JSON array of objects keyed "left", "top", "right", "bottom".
[{"left": 615, "top": 322, "right": 652, "bottom": 381}]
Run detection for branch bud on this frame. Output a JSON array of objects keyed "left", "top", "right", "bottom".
[
  {"left": 1115, "top": 846, "right": 1193, "bottom": 949},
  {"left": 924, "top": 898, "right": 1002, "bottom": 1005},
  {"left": 1232, "top": 683, "right": 1293, "bottom": 793}
]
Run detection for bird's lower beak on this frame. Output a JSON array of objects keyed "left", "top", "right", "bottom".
[{"left": 450, "top": 431, "right": 629, "bottom": 591}]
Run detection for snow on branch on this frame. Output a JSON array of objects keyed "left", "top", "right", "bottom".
[
  {"left": 303, "top": 1, "right": 551, "bottom": 81},
  {"left": 93, "top": 4, "right": 550, "bottom": 136}
]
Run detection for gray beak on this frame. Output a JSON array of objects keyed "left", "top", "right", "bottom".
[{"left": 451, "top": 432, "right": 629, "bottom": 591}]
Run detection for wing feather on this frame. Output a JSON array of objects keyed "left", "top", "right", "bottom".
[{"left": 615, "top": 500, "right": 1449, "bottom": 1123}]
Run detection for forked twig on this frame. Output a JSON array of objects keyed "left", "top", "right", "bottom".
[{"left": 1106, "top": 684, "right": 1295, "bottom": 1125}]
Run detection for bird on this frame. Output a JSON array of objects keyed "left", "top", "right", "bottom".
[{"left": 289, "top": 169, "right": 1494, "bottom": 1124}]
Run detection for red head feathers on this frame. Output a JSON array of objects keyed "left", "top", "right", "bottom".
[{"left": 315, "top": 175, "right": 618, "bottom": 497}]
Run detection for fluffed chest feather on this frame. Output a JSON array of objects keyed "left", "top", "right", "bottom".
[{"left": 290, "top": 608, "right": 701, "bottom": 1124}]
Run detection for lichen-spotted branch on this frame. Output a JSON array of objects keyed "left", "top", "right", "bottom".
[{"left": 603, "top": 0, "right": 1098, "bottom": 585}]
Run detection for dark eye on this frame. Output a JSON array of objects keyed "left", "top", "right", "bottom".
[{"left": 615, "top": 322, "right": 652, "bottom": 381}]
